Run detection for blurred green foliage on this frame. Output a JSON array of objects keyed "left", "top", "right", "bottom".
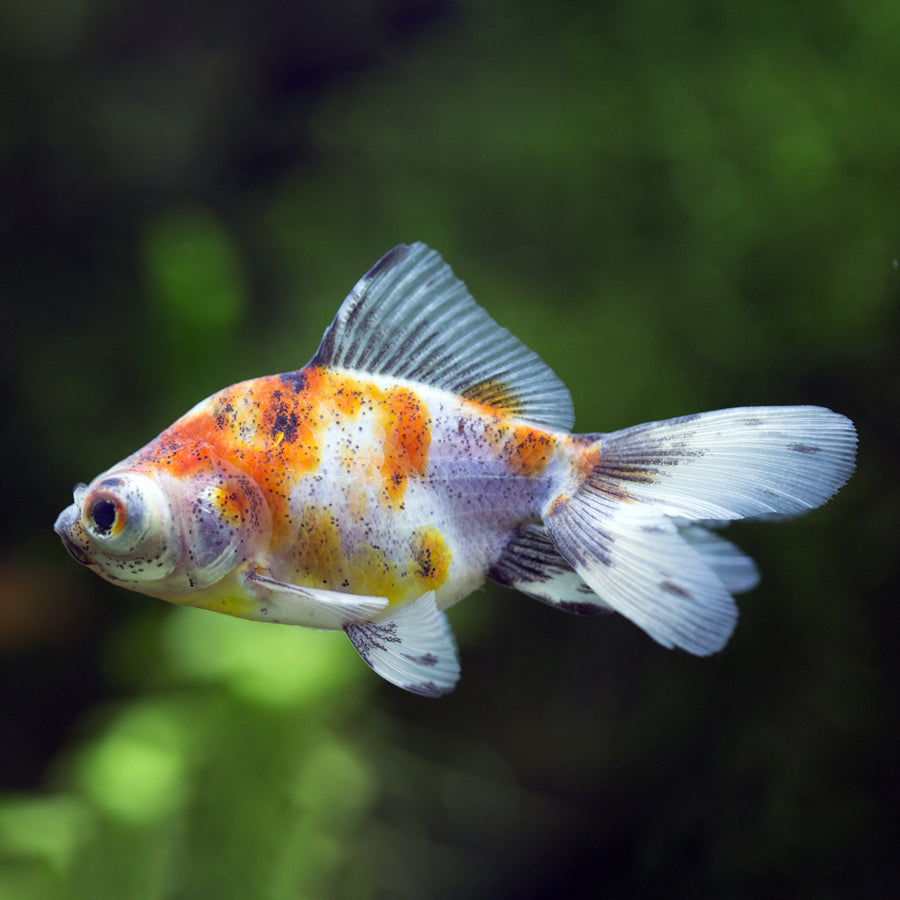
[
  {"left": 142, "top": 209, "right": 246, "bottom": 332},
  {"left": 1, "top": 0, "right": 898, "bottom": 897}
]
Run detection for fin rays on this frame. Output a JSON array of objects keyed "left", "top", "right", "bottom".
[
  {"left": 345, "top": 592, "right": 460, "bottom": 697},
  {"left": 311, "top": 243, "right": 574, "bottom": 430},
  {"left": 545, "top": 406, "right": 856, "bottom": 655}
]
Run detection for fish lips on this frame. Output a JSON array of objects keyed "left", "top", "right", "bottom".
[{"left": 54, "top": 504, "right": 95, "bottom": 568}]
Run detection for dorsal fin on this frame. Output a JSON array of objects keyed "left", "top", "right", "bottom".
[{"left": 310, "top": 242, "right": 574, "bottom": 430}]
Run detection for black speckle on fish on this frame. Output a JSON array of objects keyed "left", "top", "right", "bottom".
[
  {"left": 406, "top": 680, "right": 444, "bottom": 698},
  {"left": 788, "top": 442, "right": 822, "bottom": 454},
  {"left": 272, "top": 405, "right": 300, "bottom": 443},
  {"left": 344, "top": 619, "right": 401, "bottom": 667},
  {"left": 660, "top": 580, "right": 692, "bottom": 599},
  {"left": 401, "top": 652, "right": 439, "bottom": 666},
  {"left": 279, "top": 370, "right": 309, "bottom": 393},
  {"left": 557, "top": 600, "right": 608, "bottom": 615}
]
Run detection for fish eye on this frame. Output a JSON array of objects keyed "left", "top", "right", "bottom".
[
  {"left": 77, "top": 471, "right": 178, "bottom": 578},
  {"left": 80, "top": 474, "right": 167, "bottom": 554},
  {"left": 87, "top": 496, "right": 121, "bottom": 535},
  {"left": 83, "top": 490, "right": 128, "bottom": 541}
]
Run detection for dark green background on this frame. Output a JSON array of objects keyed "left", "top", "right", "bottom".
[{"left": 1, "top": 1, "right": 896, "bottom": 897}]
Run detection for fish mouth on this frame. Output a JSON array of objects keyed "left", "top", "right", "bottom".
[
  {"left": 58, "top": 532, "right": 94, "bottom": 567},
  {"left": 54, "top": 504, "right": 94, "bottom": 568}
]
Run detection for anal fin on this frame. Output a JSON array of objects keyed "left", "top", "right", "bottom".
[
  {"left": 345, "top": 591, "right": 460, "bottom": 697},
  {"left": 488, "top": 524, "right": 611, "bottom": 615}
]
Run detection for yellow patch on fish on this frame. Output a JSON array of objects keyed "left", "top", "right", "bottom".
[{"left": 409, "top": 525, "right": 452, "bottom": 591}]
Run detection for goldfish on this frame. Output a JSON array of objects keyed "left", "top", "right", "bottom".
[{"left": 55, "top": 242, "right": 857, "bottom": 696}]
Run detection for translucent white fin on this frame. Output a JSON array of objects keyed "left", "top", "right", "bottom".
[
  {"left": 310, "top": 242, "right": 575, "bottom": 430},
  {"left": 548, "top": 508, "right": 741, "bottom": 653},
  {"left": 679, "top": 524, "right": 760, "bottom": 594},
  {"left": 591, "top": 406, "right": 857, "bottom": 521},
  {"left": 344, "top": 591, "right": 460, "bottom": 696},
  {"left": 544, "top": 406, "right": 856, "bottom": 654},
  {"left": 244, "top": 572, "right": 389, "bottom": 630},
  {"left": 488, "top": 524, "right": 612, "bottom": 614}
]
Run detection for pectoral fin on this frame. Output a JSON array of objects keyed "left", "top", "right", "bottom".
[
  {"left": 344, "top": 591, "right": 460, "bottom": 697},
  {"left": 245, "top": 571, "right": 389, "bottom": 629}
]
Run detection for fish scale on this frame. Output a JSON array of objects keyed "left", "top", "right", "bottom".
[{"left": 55, "top": 242, "right": 857, "bottom": 696}]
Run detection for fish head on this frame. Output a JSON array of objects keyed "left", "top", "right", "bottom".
[
  {"left": 54, "top": 473, "right": 174, "bottom": 583},
  {"left": 54, "top": 453, "right": 271, "bottom": 599}
]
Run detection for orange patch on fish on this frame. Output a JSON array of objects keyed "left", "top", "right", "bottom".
[
  {"left": 141, "top": 368, "right": 434, "bottom": 518},
  {"left": 501, "top": 426, "right": 554, "bottom": 477},
  {"left": 159, "top": 372, "right": 335, "bottom": 519},
  {"left": 465, "top": 414, "right": 554, "bottom": 479},
  {"left": 329, "top": 380, "right": 365, "bottom": 417},
  {"left": 377, "top": 386, "right": 431, "bottom": 506},
  {"left": 573, "top": 438, "right": 646, "bottom": 503}
]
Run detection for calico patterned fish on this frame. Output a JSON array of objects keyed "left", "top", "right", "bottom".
[{"left": 55, "top": 243, "right": 857, "bottom": 696}]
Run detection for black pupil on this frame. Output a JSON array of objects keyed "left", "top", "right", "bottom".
[{"left": 90, "top": 498, "right": 118, "bottom": 535}]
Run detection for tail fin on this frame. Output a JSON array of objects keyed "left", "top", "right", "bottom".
[{"left": 542, "top": 406, "right": 857, "bottom": 655}]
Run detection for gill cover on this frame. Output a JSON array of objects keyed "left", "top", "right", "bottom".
[{"left": 171, "top": 463, "right": 272, "bottom": 591}]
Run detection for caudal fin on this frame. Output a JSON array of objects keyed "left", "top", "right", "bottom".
[{"left": 542, "top": 406, "right": 857, "bottom": 655}]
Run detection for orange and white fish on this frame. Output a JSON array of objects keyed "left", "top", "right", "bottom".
[{"left": 55, "top": 243, "right": 857, "bottom": 696}]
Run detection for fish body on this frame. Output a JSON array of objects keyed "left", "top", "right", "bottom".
[
  {"left": 55, "top": 243, "right": 857, "bottom": 695},
  {"left": 109, "top": 366, "right": 567, "bottom": 614}
]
